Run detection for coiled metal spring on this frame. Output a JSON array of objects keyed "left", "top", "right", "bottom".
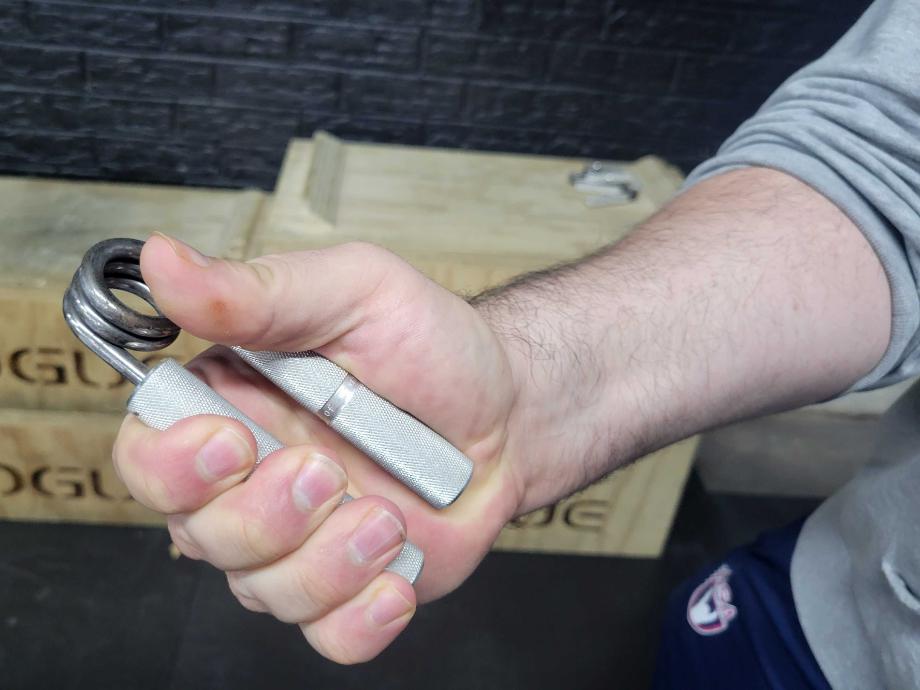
[{"left": 63, "top": 237, "right": 180, "bottom": 384}]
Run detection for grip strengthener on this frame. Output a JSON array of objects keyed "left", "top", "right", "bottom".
[{"left": 62, "top": 237, "right": 475, "bottom": 584}]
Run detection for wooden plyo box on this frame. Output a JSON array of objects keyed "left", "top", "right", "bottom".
[
  {"left": 0, "top": 177, "right": 266, "bottom": 413},
  {"left": 0, "top": 134, "right": 696, "bottom": 558},
  {"left": 494, "top": 438, "right": 698, "bottom": 557},
  {"left": 251, "top": 133, "right": 685, "bottom": 294},
  {"left": 0, "top": 408, "right": 155, "bottom": 526}
]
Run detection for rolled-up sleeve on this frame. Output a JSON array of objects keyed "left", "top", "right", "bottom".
[{"left": 685, "top": 0, "right": 920, "bottom": 391}]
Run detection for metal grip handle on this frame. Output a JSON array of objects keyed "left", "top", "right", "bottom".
[
  {"left": 126, "top": 358, "right": 424, "bottom": 584},
  {"left": 233, "top": 348, "right": 473, "bottom": 509}
]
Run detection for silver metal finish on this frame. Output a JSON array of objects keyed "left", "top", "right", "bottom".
[
  {"left": 569, "top": 160, "right": 641, "bottom": 207},
  {"left": 127, "top": 359, "right": 424, "bottom": 583},
  {"left": 233, "top": 348, "right": 474, "bottom": 509},
  {"left": 318, "top": 374, "right": 361, "bottom": 425},
  {"left": 62, "top": 238, "right": 178, "bottom": 384}
]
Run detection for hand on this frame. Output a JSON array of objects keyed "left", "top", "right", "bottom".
[
  {"left": 112, "top": 169, "right": 883, "bottom": 665},
  {"left": 112, "top": 233, "right": 526, "bottom": 663}
]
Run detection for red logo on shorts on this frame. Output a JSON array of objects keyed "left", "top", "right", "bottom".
[{"left": 687, "top": 564, "right": 737, "bottom": 636}]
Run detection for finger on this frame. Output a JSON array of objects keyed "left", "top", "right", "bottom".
[
  {"left": 179, "top": 347, "right": 431, "bottom": 517},
  {"left": 141, "top": 233, "right": 503, "bottom": 447},
  {"left": 141, "top": 232, "right": 402, "bottom": 352},
  {"left": 300, "top": 572, "right": 416, "bottom": 665},
  {"left": 167, "top": 445, "right": 347, "bottom": 570},
  {"left": 226, "top": 496, "right": 407, "bottom": 624},
  {"left": 113, "top": 413, "right": 256, "bottom": 514}
]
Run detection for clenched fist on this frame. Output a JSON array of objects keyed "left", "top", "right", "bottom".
[{"left": 113, "top": 233, "right": 524, "bottom": 664}]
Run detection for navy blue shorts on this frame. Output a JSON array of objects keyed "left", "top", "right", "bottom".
[{"left": 652, "top": 519, "right": 831, "bottom": 690}]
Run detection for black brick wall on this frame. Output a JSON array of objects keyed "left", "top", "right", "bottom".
[{"left": 0, "top": 0, "right": 872, "bottom": 189}]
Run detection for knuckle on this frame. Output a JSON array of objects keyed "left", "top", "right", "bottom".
[
  {"left": 301, "top": 624, "right": 365, "bottom": 666},
  {"left": 235, "top": 595, "right": 264, "bottom": 614},
  {"left": 237, "top": 515, "right": 281, "bottom": 566},
  {"left": 240, "top": 257, "right": 287, "bottom": 343},
  {"left": 167, "top": 517, "right": 203, "bottom": 561},
  {"left": 342, "top": 240, "right": 385, "bottom": 259},
  {"left": 344, "top": 241, "right": 400, "bottom": 275},
  {"left": 250, "top": 255, "right": 293, "bottom": 307},
  {"left": 226, "top": 573, "right": 266, "bottom": 613},
  {"left": 111, "top": 418, "right": 138, "bottom": 473},
  {"left": 291, "top": 564, "right": 341, "bottom": 619},
  {"left": 112, "top": 418, "right": 189, "bottom": 514},
  {"left": 133, "top": 462, "right": 184, "bottom": 514},
  {"left": 244, "top": 255, "right": 278, "bottom": 290}
]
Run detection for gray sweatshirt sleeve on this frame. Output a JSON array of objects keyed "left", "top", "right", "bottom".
[{"left": 685, "top": 0, "right": 920, "bottom": 392}]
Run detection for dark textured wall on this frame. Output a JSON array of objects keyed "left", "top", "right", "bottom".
[{"left": 0, "top": 0, "right": 872, "bottom": 189}]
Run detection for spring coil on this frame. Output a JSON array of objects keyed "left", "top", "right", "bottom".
[{"left": 63, "top": 237, "right": 180, "bottom": 384}]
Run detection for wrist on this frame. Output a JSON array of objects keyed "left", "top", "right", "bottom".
[{"left": 472, "top": 277, "right": 650, "bottom": 514}]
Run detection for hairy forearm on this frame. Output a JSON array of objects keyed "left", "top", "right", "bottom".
[{"left": 474, "top": 167, "right": 891, "bottom": 513}]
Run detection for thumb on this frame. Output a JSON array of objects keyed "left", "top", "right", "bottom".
[{"left": 140, "top": 233, "right": 401, "bottom": 351}]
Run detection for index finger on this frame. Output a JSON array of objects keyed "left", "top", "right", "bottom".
[{"left": 113, "top": 413, "right": 256, "bottom": 514}]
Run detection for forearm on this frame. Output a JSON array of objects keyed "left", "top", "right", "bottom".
[{"left": 475, "top": 167, "right": 891, "bottom": 513}]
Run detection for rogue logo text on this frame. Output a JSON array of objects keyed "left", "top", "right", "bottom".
[
  {"left": 0, "top": 463, "right": 131, "bottom": 501},
  {"left": 0, "top": 347, "right": 167, "bottom": 388},
  {"left": 508, "top": 499, "right": 609, "bottom": 532}
]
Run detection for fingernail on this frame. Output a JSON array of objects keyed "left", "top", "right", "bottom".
[
  {"left": 292, "top": 453, "right": 346, "bottom": 511},
  {"left": 348, "top": 507, "right": 405, "bottom": 565},
  {"left": 196, "top": 427, "right": 252, "bottom": 482},
  {"left": 367, "top": 586, "right": 414, "bottom": 628},
  {"left": 154, "top": 231, "right": 211, "bottom": 267}
]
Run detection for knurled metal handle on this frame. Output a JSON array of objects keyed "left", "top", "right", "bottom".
[
  {"left": 126, "top": 358, "right": 424, "bottom": 584},
  {"left": 232, "top": 348, "right": 473, "bottom": 509}
]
